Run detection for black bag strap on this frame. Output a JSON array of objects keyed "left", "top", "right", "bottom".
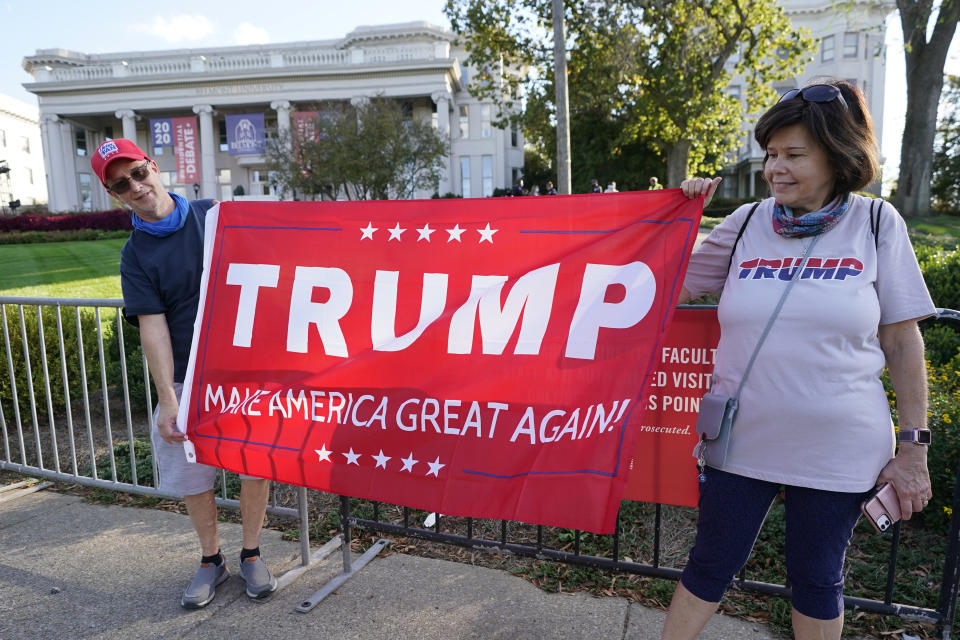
[
  {"left": 726, "top": 201, "right": 761, "bottom": 274},
  {"left": 869, "top": 198, "right": 883, "bottom": 250}
]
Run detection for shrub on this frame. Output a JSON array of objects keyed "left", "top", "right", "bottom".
[
  {"left": 0, "top": 304, "right": 148, "bottom": 422},
  {"left": 91, "top": 438, "right": 154, "bottom": 486},
  {"left": 916, "top": 245, "right": 960, "bottom": 311},
  {"left": 0, "top": 229, "right": 130, "bottom": 245},
  {"left": 920, "top": 355, "right": 960, "bottom": 533},
  {"left": 0, "top": 209, "right": 132, "bottom": 233}
]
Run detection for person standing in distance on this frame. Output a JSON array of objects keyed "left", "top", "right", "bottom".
[
  {"left": 91, "top": 139, "right": 278, "bottom": 609},
  {"left": 648, "top": 176, "right": 664, "bottom": 190}
]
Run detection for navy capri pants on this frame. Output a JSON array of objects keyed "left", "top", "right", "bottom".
[{"left": 680, "top": 466, "right": 869, "bottom": 620}]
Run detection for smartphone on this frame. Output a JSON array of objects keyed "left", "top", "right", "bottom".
[{"left": 860, "top": 483, "right": 902, "bottom": 533}]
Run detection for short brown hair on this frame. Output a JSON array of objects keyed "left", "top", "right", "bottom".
[{"left": 754, "top": 80, "right": 879, "bottom": 196}]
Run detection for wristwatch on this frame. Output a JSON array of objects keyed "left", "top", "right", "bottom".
[{"left": 898, "top": 428, "right": 932, "bottom": 445}]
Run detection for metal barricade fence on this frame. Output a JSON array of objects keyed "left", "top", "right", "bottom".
[{"left": 2, "top": 296, "right": 959, "bottom": 636}]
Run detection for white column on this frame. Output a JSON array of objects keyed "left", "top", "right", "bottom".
[
  {"left": 193, "top": 104, "right": 216, "bottom": 199},
  {"left": 271, "top": 100, "right": 291, "bottom": 139},
  {"left": 114, "top": 109, "right": 137, "bottom": 142},
  {"left": 58, "top": 119, "right": 80, "bottom": 210},
  {"left": 431, "top": 92, "right": 452, "bottom": 197},
  {"left": 40, "top": 114, "right": 69, "bottom": 211}
]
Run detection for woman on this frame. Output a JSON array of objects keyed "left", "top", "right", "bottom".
[{"left": 661, "top": 81, "right": 935, "bottom": 640}]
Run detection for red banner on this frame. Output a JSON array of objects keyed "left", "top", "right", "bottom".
[
  {"left": 179, "top": 192, "right": 702, "bottom": 533},
  {"left": 625, "top": 306, "right": 720, "bottom": 507},
  {"left": 292, "top": 111, "right": 319, "bottom": 143},
  {"left": 173, "top": 116, "right": 199, "bottom": 184}
]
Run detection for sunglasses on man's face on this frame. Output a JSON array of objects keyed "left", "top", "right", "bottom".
[
  {"left": 777, "top": 84, "right": 849, "bottom": 111},
  {"left": 107, "top": 161, "right": 152, "bottom": 194}
]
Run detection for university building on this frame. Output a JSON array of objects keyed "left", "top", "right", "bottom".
[
  {"left": 21, "top": 22, "right": 524, "bottom": 212},
  {"left": 720, "top": 0, "right": 895, "bottom": 199},
  {"left": 22, "top": 3, "right": 896, "bottom": 211},
  {"left": 0, "top": 93, "right": 48, "bottom": 212}
]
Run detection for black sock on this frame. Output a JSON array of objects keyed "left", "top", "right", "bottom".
[
  {"left": 201, "top": 550, "right": 223, "bottom": 566},
  {"left": 240, "top": 547, "right": 260, "bottom": 561}
]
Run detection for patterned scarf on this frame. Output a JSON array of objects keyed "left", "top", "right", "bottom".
[
  {"left": 131, "top": 192, "right": 189, "bottom": 238},
  {"left": 772, "top": 194, "right": 849, "bottom": 238}
]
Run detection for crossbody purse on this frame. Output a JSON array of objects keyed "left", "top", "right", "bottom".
[{"left": 694, "top": 222, "right": 822, "bottom": 476}]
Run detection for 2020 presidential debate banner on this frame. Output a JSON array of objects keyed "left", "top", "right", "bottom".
[{"left": 178, "top": 191, "right": 702, "bottom": 533}]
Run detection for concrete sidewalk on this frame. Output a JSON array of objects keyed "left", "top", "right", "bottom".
[{"left": 0, "top": 490, "right": 781, "bottom": 640}]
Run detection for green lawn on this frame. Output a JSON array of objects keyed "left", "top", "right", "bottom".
[{"left": 0, "top": 239, "right": 125, "bottom": 298}]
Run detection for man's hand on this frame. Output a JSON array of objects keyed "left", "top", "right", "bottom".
[{"left": 156, "top": 398, "right": 186, "bottom": 444}]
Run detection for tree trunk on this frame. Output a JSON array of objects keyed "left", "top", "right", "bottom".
[
  {"left": 666, "top": 140, "right": 692, "bottom": 188},
  {"left": 893, "top": 0, "right": 960, "bottom": 217}
]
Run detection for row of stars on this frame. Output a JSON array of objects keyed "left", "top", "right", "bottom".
[
  {"left": 359, "top": 222, "right": 498, "bottom": 244},
  {"left": 314, "top": 444, "right": 446, "bottom": 477}
]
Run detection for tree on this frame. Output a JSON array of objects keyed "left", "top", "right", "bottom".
[
  {"left": 931, "top": 74, "right": 960, "bottom": 212},
  {"left": 266, "top": 97, "right": 448, "bottom": 200},
  {"left": 445, "top": 0, "right": 813, "bottom": 187},
  {"left": 893, "top": 0, "right": 960, "bottom": 217}
]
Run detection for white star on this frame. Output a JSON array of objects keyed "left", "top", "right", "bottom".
[
  {"left": 360, "top": 222, "right": 377, "bottom": 240},
  {"left": 416, "top": 223, "right": 436, "bottom": 242},
  {"left": 342, "top": 448, "right": 361, "bottom": 465},
  {"left": 388, "top": 223, "right": 407, "bottom": 241},
  {"left": 400, "top": 452, "right": 419, "bottom": 472},
  {"left": 477, "top": 223, "right": 498, "bottom": 244},
  {"left": 446, "top": 224, "right": 466, "bottom": 243},
  {"left": 315, "top": 445, "right": 332, "bottom": 463},
  {"left": 426, "top": 456, "right": 446, "bottom": 477},
  {"left": 372, "top": 449, "right": 391, "bottom": 469}
]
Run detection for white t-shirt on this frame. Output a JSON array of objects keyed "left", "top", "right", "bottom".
[{"left": 684, "top": 195, "right": 935, "bottom": 492}]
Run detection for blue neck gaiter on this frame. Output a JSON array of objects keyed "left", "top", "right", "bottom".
[{"left": 131, "top": 193, "right": 189, "bottom": 238}]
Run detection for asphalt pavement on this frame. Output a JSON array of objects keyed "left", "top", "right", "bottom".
[{"left": 0, "top": 488, "right": 788, "bottom": 640}]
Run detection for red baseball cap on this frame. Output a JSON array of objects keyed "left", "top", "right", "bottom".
[{"left": 90, "top": 138, "right": 149, "bottom": 186}]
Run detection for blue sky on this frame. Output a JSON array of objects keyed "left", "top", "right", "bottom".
[{"left": 1, "top": 0, "right": 957, "bottom": 187}]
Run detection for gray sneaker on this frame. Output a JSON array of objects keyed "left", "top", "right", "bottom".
[
  {"left": 240, "top": 554, "right": 278, "bottom": 600},
  {"left": 181, "top": 554, "right": 229, "bottom": 609}
]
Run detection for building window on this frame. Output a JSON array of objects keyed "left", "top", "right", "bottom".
[
  {"left": 74, "top": 128, "right": 87, "bottom": 156},
  {"left": 1, "top": 129, "right": 7, "bottom": 147},
  {"left": 159, "top": 171, "right": 176, "bottom": 187},
  {"left": 511, "top": 122, "right": 518, "bottom": 147},
  {"left": 104, "top": 126, "right": 114, "bottom": 140},
  {"left": 480, "top": 105, "right": 492, "bottom": 138},
  {"left": 219, "top": 119, "right": 229, "bottom": 152},
  {"left": 729, "top": 85, "right": 742, "bottom": 104},
  {"left": 26, "top": 168, "right": 33, "bottom": 184},
  {"left": 21, "top": 136, "right": 30, "bottom": 154},
  {"left": 843, "top": 32, "right": 859, "bottom": 58},
  {"left": 218, "top": 169, "right": 232, "bottom": 184},
  {"left": 459, "top": 105, "right": 469, "bottom": 139},
  {"left": 821, "top": 35, "right": 835, "bottom": 62},
  {"left": 481, "top": 155, "right": 493, "bottom": 197},
  {"left": 78, "top": 173, "right": 92, "bottom": 211},
  {"left": 460, "top": 156, "right": 471, "bottom": 198}
]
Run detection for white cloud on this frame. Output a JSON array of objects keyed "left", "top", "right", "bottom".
[
  {"left": 127, "top": 14, "right": 216, "bottom": 44},
  {"left": 234, "top": 23, "right": 270, "bottom": 45}
]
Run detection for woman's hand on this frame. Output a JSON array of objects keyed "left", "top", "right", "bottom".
[
  {"left": 876, "top": 445, "right": 931, "bottom": 520},
  {"left": 680, "top": 177, "right": 722, "bottom": 209}
]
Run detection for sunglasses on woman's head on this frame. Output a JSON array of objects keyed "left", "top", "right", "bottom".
[
  {"left": 777, "top": 84, "right": 848, "bottom": 111},
  {"left": 107, "top": 161, "right": 152, "bottom": 194}
]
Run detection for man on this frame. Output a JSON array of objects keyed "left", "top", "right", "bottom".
[
  {"left": 511, "top": 178, "right": 525, "bottom": 197},
  {"left": 590, "top": 178, "right": 603, "bottom": 194},
  {"left": 544, "top": 180, "right": 558, "bottom": 195},
  {"left": 91, "top": 139, "right": 277, "bottom": 609},
  {"left": 648, "top": 176, "right": 664, "bottom": 190}
]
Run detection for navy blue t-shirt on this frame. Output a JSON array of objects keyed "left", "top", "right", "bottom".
[{"left": 120, "top": 199, "right": 215, "bottom": 383}]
